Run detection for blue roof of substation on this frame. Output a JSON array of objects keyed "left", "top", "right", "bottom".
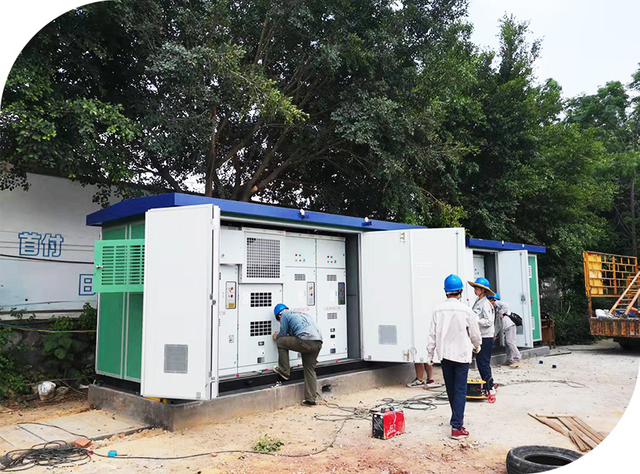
[
  {"left": 86, "top": 193, "right": 419, "bottom": 232},
  {"left": 466, "top": 237, "right": 546, "bottom": 254},
  {"left": 86, "top": 193, "right": 545, "bottom": 253}
]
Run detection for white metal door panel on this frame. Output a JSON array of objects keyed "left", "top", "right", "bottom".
[
  {"left": 220, "top": 227, "right": 244, "bottom": 265},
  {"left": 284, "top": 236, "right": 316, "bottom": 267},
  {"left": 316, "top": 238, "right": 346, "bottom": 269},
  {"left": 237, "top": 284, "right": 283, "bottom": 370},
  {"left": 284, "top": 267, "right": 316, "bottom": 364},
  {"left": 361, "top": 228, "right": 466, "bottom": 363},
  {"left": 408, "top": 228, "right": 466, "bottom": 363},
  {"left": 218, "top": 264, "right": 239, "bottom": 376},
  {"left": 360, "top": 231, "right": 415, "bottom": 362},
  {"left": 317, "top": 268, "right": 348, "bottom": 361},
  {"left": 497, "top": 250, "right": 533, "bottom": 348},
  {"left": 141, "top": 205, "right": 219, "bottom": 400}
]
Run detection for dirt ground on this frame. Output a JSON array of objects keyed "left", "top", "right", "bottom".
[{"left": 1, "top": 340, "right": 638, "bottom": 473}]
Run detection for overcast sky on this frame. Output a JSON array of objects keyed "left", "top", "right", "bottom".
[{"left": 467, "top": 0, "right": 640, "bottom": 98}]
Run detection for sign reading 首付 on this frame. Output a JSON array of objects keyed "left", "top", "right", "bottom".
[{"left": 18, "top": 232, "right": 64, "bottom": 258}]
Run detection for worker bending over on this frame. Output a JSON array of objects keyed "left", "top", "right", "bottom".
[
  {"left": 272, "top": 304, "right": 323, "bottom": 406},
  {"left": 469, "top": 277, "right": 496, "bottom": 394},
  {"left": 488, "top": 293, "right": 521, "bottom": 367},
  {"left": 428, "top": 274, "right": 482, "bottom": 439}
]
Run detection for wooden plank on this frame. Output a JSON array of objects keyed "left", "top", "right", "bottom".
[
  {"left": 572, "top": 417, "right": 606, "bottom": 443},
  {"left": 528, "top": 414, "right": 569, "bottom": 436},
  {"left": 559, "top": 417, "right": 602, "bottom": 446},
  {"left": 568, "top": 431, "right": 589, "bottom": 452},
  {"left": 558, "top": 418, "right": 598, "bottom": 450}
]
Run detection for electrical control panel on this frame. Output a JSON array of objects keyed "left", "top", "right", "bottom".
[
  {"left": 317, "top": 267, "right": 348, "bottom": 361},
  {"left": 216, "top": 230, "right": 348, "bottom": 378},
  {"left": 316, "top": 238, "right": 346, "bottom": 268},
  {"left": 218, "top": 264, "right": 239, "bottom": 376},
  {"left": 237, "top": 284, "right": 283, "bottom": 371},
  {"left": 285, "top": 235, "right": 316, "bottom": 267}
]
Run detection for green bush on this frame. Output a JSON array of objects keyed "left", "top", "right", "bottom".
[
  {"left": 43, "top": 304, "right": 97, "bottom": 380},
  {"left": 0, "top": 326, "right": 31, "bottom": 400}
]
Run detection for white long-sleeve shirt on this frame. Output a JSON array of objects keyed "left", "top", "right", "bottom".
[
  {"left": 473, "top": 296, "right": 495, "bottom": 338},
  {"left": 427, "top": 297, "right": 482, "bottom": 364}
]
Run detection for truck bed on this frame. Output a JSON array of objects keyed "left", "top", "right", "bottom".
[{"left": 590, "top": 317, "right": 640, "bottom": 338}]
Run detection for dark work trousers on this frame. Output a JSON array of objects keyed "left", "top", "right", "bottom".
[
  {"left": 276, "top": 336, "right": 322, "bottom": 402},
  {"left": 477, "top": 337, "right": 494, "bottom": 391},
  {"left": 441, "top": 359, "right": 469, "bottom": 430}
]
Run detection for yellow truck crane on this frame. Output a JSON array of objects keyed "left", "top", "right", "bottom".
[{"left": 583, "top": 251, "right": 640, "bottom": 349}]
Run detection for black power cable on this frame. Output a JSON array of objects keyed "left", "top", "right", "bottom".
[{"left": 0, "top": 441, "right": 91, "bottom": 472}]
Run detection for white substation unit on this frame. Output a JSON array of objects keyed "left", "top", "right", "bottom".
[{"left": 88, "top": 193, "right": 546, "bottom": 401}]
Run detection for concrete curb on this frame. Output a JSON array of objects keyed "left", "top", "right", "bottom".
[{"left": 89, "top": 364, "right": 415, "bottom": 431}]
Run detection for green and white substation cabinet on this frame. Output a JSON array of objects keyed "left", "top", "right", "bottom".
[{"left": 88, "top": 194, "right": 545, "bottom": 401}]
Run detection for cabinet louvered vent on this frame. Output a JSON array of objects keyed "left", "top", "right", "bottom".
[
  {"left": 94, "top": 239, "right": 145, "bottom": 293},
  {"left": 246, "top": 237, "right": 281, "bottom": 278},
  {"left": 327, "top": 313, "right": 338, "bottom": 320},
  {"left": 250, "top": 292, "right": 273, "bottom": 307},
  {"left": 295, "top": 274, "right": 306, "bottom": 281},
  {"left": 164, "top": 344, "right": 188, "bottom": 374},
  {"left": 250, "top": 321, "right": 272, "bottom": 337},
  {"left": 327, "top": 274, "right": 337, "bottom": 281}
]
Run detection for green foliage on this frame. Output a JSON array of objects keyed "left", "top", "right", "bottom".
[
  {"left": 42, "top": 304, "right": 97, "bottom": 379},
  {"left": 252, "top": 434, "right": 284, "bottom": 453},
  {"left": 0, "top": 326, "right": 31, "bottom": 400}
]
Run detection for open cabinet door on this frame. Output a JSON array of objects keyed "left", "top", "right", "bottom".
[
  {"left": 141, "top": 205, "right": 220, "bottom": 400},
  {"left": 360, "top": 228, "right": 466, "bottom": 363},
  {"left": 497, "top": 250, "right": 533, "bottom": 348}
]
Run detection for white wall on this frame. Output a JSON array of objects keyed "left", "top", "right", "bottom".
[{"left": 0, "top": 173, "right": 104, "bottom": 319}]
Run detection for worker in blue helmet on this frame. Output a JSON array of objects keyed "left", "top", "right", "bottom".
[
  {"left": 427, "top": 274, "right": 482, "bottom": 439},
  {"left": 272, "top": 304, "right": 323, "bottom": 406},
  {"left": 468, "top": 277, "right": 496, "bottom": 394},
  {"left": 488, "top": 293, "right": 522, "bottom": 367}
]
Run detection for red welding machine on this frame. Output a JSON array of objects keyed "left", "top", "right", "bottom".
[{"left": 372, "top": 407, "right": 405, "bottom": 440}]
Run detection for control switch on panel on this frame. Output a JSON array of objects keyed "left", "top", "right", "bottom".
[
  {"left": 307, "top": 282, "right": 315, "bottom": 306},
  {"left": 226, "top": 281, "right": 236, "bottom": 309}
]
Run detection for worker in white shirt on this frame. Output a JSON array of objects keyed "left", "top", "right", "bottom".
[
  {"left": 427, "top": 274, "right": 482, "bottom": 440},
  {"left": 469, "top": 277, "right": 495, "bottom": 394},
  {"left": 488, "top": 293, "right": 522, "bottom": 367}
]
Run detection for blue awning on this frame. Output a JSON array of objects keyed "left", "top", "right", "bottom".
[
  {"left": 86, "top": 193, "right": 420, "bottom": 232},
  {"left": 466, "top": 237, "right": 546, "bottom": 254}
]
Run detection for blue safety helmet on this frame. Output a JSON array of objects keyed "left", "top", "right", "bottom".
[
  {"left": 444, "top": 274, "right": 464, "bottom": 292},
  {"left": 488, "top": 292, "right": 500, "bottom": 300},
  {"left": 274, "top": 303, "right": 288, "bottom": 318}
]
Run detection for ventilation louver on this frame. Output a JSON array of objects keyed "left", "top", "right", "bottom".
[{"left": 94, "top": 239, "right": 145, "bottom": 293}]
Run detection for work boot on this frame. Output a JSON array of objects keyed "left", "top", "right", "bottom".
[
  {"left": 451, "top": 427, "right": 469, "bottom": 439},
  {"left": 273, "top": 366, "right": 289, "bottom": 380},
  {"left": 302, "top": 400, "right": 317, "bottom": 406}
]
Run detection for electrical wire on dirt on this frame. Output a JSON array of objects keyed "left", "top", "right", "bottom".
[
  {"left": 497, "top": 379, "right": 586, "bottom": 389},
  {"left": 313, "top": 389, "right": 448, "bottom": 423},
  {"left": 0, "top": 419, "right": 348, "bottom": 471},
  {"left": 0, "top": 441, "right": 91, "bottom": 472}
]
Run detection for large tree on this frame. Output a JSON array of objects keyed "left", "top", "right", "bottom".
[{"left": 1, "top": 0, "right": 473, "bottom": 213}]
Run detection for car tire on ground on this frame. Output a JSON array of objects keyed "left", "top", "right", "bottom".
[{"left": 506, "top": 445, "right": 582, "bottom": 473}]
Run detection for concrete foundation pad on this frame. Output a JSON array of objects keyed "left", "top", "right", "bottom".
[
  {"left": 89, "top": 347, "right": 550, "bottom": 431},
  {"left": 90, "top": 364, "right": 415, "bottom": 431}
]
